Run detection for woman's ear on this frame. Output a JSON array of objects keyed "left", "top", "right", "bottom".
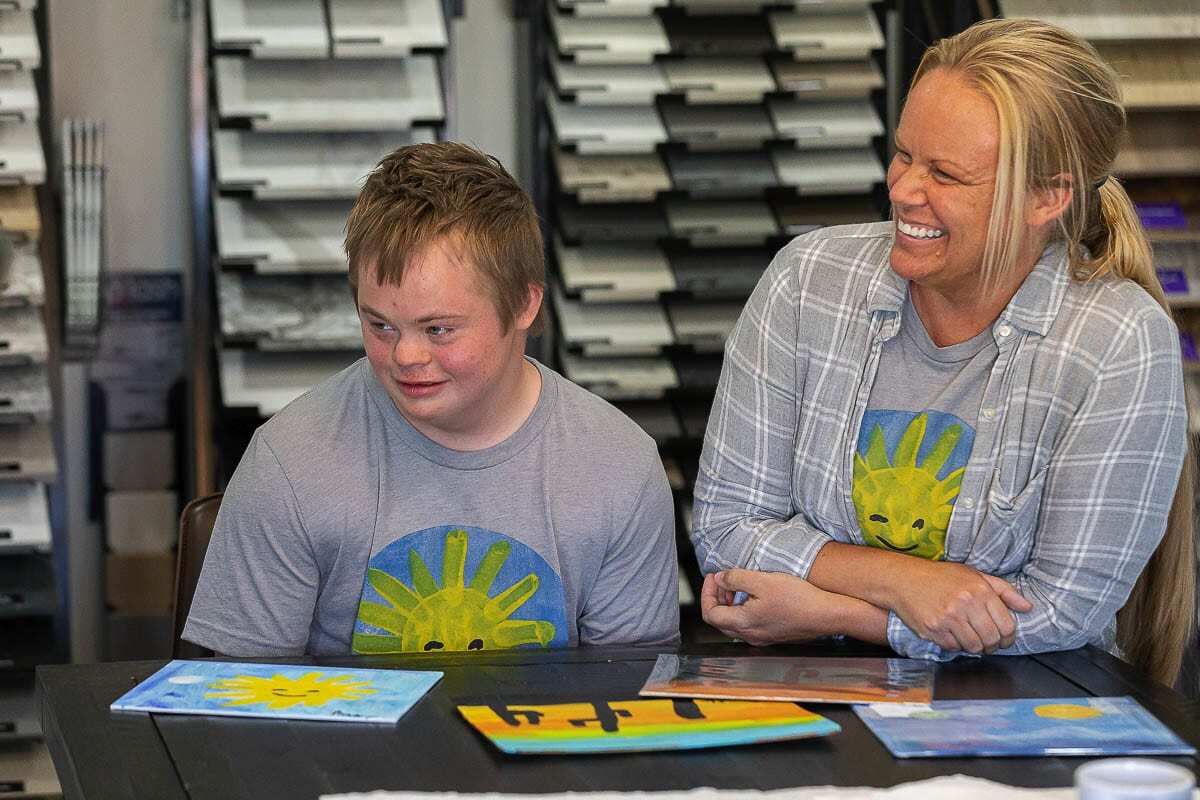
[{"left": 1026, "top": 173, "right": 1074, "bottom": 228}]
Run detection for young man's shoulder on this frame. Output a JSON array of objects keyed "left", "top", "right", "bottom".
[{"left": 541, "top": 366, "right": 664, "bottom": 483}]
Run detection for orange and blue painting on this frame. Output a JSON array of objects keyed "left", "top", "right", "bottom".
[
  {"left": 110, "top": 660, "right": 442, "bottom": 723},
  {"left": 855, "top": 696, "right": 1195, "bottom": 757},
  {"left": 459, "top": 698, "right": 840, "bottom": 754}
]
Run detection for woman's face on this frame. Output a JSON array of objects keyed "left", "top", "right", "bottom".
[{"left": 887, "top": 68, "right": 1000, "bottom": 298}]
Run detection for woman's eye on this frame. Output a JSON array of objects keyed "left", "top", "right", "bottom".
[
  {"left": 895, "top": 150, "right": 912, "bottom": 164},
  {"left": 932, "top": 168, "right": 956, "bottom": 182}
]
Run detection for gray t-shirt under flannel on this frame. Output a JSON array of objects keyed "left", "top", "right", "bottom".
[{"left": 184, "top": 358, "right": 680, "bottom": 657}]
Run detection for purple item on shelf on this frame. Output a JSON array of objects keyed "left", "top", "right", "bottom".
[
  {"left": 1181, "top": 333, "right": 1198, "bottom": 363},
  {"left": 1157, "top": 268, "right": 1189, "bottom": 295},
  {"left": 1136, "top": 203, "right": 1187, "bottom": 230}
]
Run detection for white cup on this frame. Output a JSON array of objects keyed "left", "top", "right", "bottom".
[{"left": 1076, "top": 758, "right": 1195, "bottom": 799}]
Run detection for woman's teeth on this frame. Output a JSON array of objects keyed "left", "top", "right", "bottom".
[{"left": 898, "top": 220, "right": 945, "bottom": 239}]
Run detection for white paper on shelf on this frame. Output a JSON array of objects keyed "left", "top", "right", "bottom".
[
  {"left": 0, "top": 68, "right": 36, "bottom": 121},
  {"left": 0, "top": 480, "right": 51, "bottom": 552},
  {"left": 998, "top": 0, "right": 1200, "bottom": 39},
  {"left": 329, "top": 0, "right": 448, "bottom": 58},
  {"left": 554, "top": 148, "right": 670, "bottom": 203},
  {"left": 555, "top": 235, "right": 675, "bottom": 302},
  {"left": 548, "top": 94, "right": 667, "bottom": 154},
  {"left": 769, "top": 98, "right": 884, "bottom": 148},
  {"left": 557, "top": 0, "right": 668, "bottom": 16},
  {"left": 550, "top": 60, "right": 668, "bottom": 105},
  {"left": 550, "top": 10, "right": 670, "bottom": 64},
  {"left": 771, "top": 147, "right": 884, "bottom": 194},
  {"left": 769, "top": 9, "right": 884, "bottom": 60},
  {"left": 0, "top": 423, "right": 56, "bottom": 481},
  {"left": 219, "top": 349, "right": 362, "bottom": 416},
  {"left": 214, "top": 197, "right": 352, "bottom": 271},
  {"left": 664, "top": 198, "right": 779, "bottom": 246},
  {"left": 209, "top": 0, "right": 328, "bottom": 58},
  {"left": 559, "top": 349, "right": 678, "bottom": 400},
  {"left": 0, "top": 241, "right": 42, "bottom": 307},
  {"left": 214, "top": 129, "right": 434, "bottom": 199},
  {"left": 0, "top": 304, "right": 47, "bottom": 364},
  {"left": 218, "top": 271, "right": 361, "bottom": 348},
  {"left": 0, "top": 10, "right": 40, "bottom": 70},
  {"left": 662, "top": 58, "right": 776, "bottom": 104},
  {"left": 0, "top": 362, "right": 49, "bottom": 422},
  {"left": 214, "top": 56, "right": 445, "bottom": 130},
  {"left": 0, "top": 120, "right": 45, "bottom": 184},
  {"left": 552, "top": 284, "right": 674, "bottom": 356}
]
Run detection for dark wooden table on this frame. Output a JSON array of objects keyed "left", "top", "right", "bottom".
[{"left": 36, "top": 642, "right": 1200, "bottom": 800}]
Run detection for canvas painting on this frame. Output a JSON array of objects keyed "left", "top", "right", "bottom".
[
  {"left": 111, "top": 660, "right": 442, "bottom": 723},
  {"left": 459, "top": 698, "right": 840, "bottom": 754},
  {"left": 640, "top": 654, "right": 936, "bottom": 704},
  {"left": 854, "top": 696, "right": 1196, "bottom": 758}
]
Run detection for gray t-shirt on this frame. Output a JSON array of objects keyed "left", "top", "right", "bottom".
[
  {"left": 184, "top": 358, "right": 680, "bottom": 656},
  {"left": 852, "top": 291, "right": 998, "bottom": 560}
]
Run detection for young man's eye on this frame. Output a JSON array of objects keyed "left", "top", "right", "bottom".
[
  {"left": 368, "top": 320, "right": 395, "bottom": 333},
  {"left": 426, "top": 325, "right": 451, "bottom": 337}
]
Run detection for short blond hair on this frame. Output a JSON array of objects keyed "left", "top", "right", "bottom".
[{"left": 344, "top": 141, "right": 545, "bottom": 335}]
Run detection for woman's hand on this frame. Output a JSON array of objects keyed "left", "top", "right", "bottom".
[
  {"left": 888, "top": 560, "right": 1033, "bottom": 654},
  {"left": 700, "top": 569, "right": 856, "bottom": 646}
]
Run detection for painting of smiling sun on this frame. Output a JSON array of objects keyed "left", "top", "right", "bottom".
[{"left": 853, "top": 410, "right": 975, "bottom": 561}]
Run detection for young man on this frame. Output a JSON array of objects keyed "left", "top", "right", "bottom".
[{"left": 184, "top": 142, "right": 679, "bottom": 656}]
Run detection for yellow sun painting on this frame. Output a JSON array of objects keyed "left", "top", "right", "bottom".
[
  {"left": 852, "top": 415, "right": 964, "bottom": 560},
  {"left": 352, "top": 529, "right": 557, "bottom": 654},
  {"left": 205, "top": 672, "right": 377, "bottom": 710},
  {"left": 1033, "top": 703, "right": 1105, "bottom": 720}
]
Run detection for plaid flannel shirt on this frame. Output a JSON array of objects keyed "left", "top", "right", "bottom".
[{"left": 693, "top": 221, "right": 1187, "bottom": 660}]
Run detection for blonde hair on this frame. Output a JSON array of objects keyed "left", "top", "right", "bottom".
[
  {"left": 915, "top": 18, "right": 1195, "bottom": 686},
  {"left": 344, "top": 141, "right": 546, "bottom": 336}
]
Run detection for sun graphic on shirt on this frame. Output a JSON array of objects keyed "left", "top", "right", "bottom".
[
  {"left": 352, "top": 529, "right": 557, "bottom": 654},
  {"left": 852, "top": 414, "right": 964, "bottom": 560},
  {"left": 204, "top": 672, "right": 376, "bottom": 710}
]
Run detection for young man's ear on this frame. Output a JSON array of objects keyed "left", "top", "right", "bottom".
[
  {"left": 1026, "top": 173, "right": 1074, "bottom": 229},
  {"left": 515, "top": 283, "right": 544, "bottom": 332}
]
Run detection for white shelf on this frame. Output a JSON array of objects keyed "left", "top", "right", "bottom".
[
  {"left": 0, "top": 68, "right": 36, "bottom": 121},
  {"left": 0, "top": 303, "right": 47, "bottom": 364},
  {"left": 664, "top": 197, "right": 780, "bottom": 247},
  {"left": 214, "top": 129, "right": 434, "bottom": 198},
  {"left": 0, "top": 422, "right": 55, "bottom": 482},
  {"left": 556, "top": 0, "right": 668, "bottom": 16},
  {"left": 214, "top": 56, "right": 445, "bottom": 130},
  {"left": 329, "top": 0, "right": 448, "bottom": 57},
  {"left": 209, "top": 0, "right": 328, "bottom": 58},
  {"left": 552, "top": 284, "right": 674, "bottom": 356},
  {"left": 214, "top": 197, "right": 353, "bottom": 272},
  {"left": 550, "top": 10, "right": 670, "bottom": 64},
  {"left": 662, "top": 57, "right": 775, "bottom": 104},
  {"left": 219, "top": 271, "right": 361, "bottom": 349},
  {"left": 550, "top": 60, "right": 668, "bottom": 105},
  {"left": 771, "top": 146, "right": 885, "bottom": 194},
  {"left": 0, "top": 480, "right": 50, "bottom": 552},
  {"left": 553, "top": 148, "right": 670, "bottom": 202},
  {"left": 770, "top": 57, "right": 884, "bottom": 98},
  {"left": 768, "top": 98, "right": 884, "bottom": 148},
  {"left": 555, "top": 235, "right": 676, "bottom": 302},
  {"left": 0, "top": 242, "right": 42, "bottom": 307},
  {"left": 219, "top": 348, "right": 361, "bottom": 415},
  {"left": 0, "top": 10, "right": 39, "bottom": 70},
  {"left": 999, "top": 1, "right": 1200, "bottom": 40},
  {"left": 548, "top": 94, "right": 667, "bottom": 154},
  {"left": 0, "top": 120, "right": 46, "bottom": 184},
  {"left": 0, "top": 362, "right": 49, "bottom": 423},
  {"left": 769, "top": 9, "right": 884, "bottom": 60},
  {"left": 559, "top": 349, "right": 679, "bottom": 400}
]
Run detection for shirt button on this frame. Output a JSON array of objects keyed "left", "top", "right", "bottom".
[
  {"left": 997, "top": 324, "right": 1012, "bottom": 338},
  {"left": 982, "top": 407, "right": 996, "bottom": 420},
  {"left": 962, "top": 497, "right": 975, "bottom": 509}
]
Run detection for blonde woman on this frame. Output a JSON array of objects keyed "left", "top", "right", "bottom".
[{"left": 693, "top": 17, "right": 1196, "bottom": 687}]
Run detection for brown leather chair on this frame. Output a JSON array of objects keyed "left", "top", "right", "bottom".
[{"left": 172, "top": 492, "right": 222, "bottom": 658}]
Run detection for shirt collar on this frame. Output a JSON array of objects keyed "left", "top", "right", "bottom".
[{"left": 865, "top": 233, "right": 1070, "bottom": 338}]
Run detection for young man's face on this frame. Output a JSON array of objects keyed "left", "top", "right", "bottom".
[{"left": 356, "top": 237, "right": 541, "bottom": 448}]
